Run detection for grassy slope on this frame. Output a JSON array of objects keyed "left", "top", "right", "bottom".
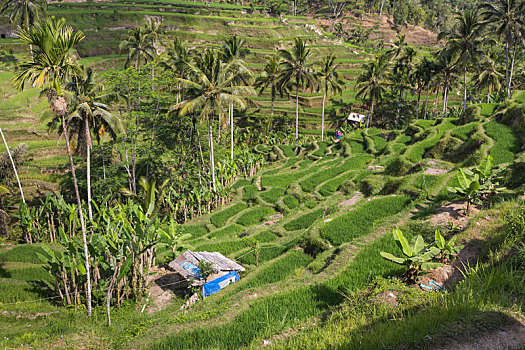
[{"left": 0, "top": 115, "right": 523, "bottom": 349}]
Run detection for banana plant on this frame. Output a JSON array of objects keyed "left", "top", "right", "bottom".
[
  {"left": 447, "top": 169, "right": 480, "bottom": 215},
  {"left": 158, "top": 218, "right": 192, "bottom": 261},
  {"left": 433, "top": 229, "right": 464, "bottom": 263},
  {"left": 380, "top": 228, "right": 442, "bottom": 284}
]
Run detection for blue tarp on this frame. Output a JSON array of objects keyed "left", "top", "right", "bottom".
[{"left": 201, "top": 271, "right": 239, "bottom": 298}]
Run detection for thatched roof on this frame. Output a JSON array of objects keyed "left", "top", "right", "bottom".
[{"left": 168, "top": 250, "right": 245, "bottom": 284}]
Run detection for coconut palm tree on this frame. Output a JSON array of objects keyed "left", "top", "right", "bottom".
[
  {"left": 318, "top": 54, "right": 343, "bottom": 141},
  {"left": 475, "top": 51, "right": 504, "bottom": 102},
  {"left": 120, "top": 26, "right": 155, "bottom": 74},
  {"left": 12, "top": 16, "right": 93, "bottom": 316},
  {"left": 479, "top": 0, "right": 525, "bottom": 100},
  {"left": 53, "top": 68, "right": 123, "bottom": 221},
  {"left": 439, "top": 9, "right": 484, "bottom": 111},
  {"left": 435, "top": 50, "right": 458, "bottom": 114},
  {"left": 254, "top": 55, "right": 282, "bottom": 137},
  {"left": 171, "top": 49, "right": 254, "bottom": 192},
  {"left": 278, "top": 38, "right": 318, "bottom": 141},
  {"left": 0, "top": 0, "right": 47, "bottom": 57},
  {"left": 356, "top": 53, "right": 390, "bottom": 128},
  {"left": 220, "top": 35, "right": 251, "bottom": 159},
  {"left": 143, "top": 16, "right": 164, "bottom": 91}
]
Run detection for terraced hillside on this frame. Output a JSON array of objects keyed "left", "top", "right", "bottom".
[{"left": 1, "top": 115, "right": 523, "bottom": 349}]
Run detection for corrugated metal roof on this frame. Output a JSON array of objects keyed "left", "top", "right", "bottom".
[{"left": 168, "top": 250, "right": 245, "bottom": 284}]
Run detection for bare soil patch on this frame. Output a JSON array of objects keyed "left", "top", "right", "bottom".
[
  {"left": 338, "top": 193, "right": 363, "bottom": 207},
  {"left": 145, "top": 267, "right": 185, "bottom": 314},
  {"left": 429, "top": 201, "right": 480, "bottom": 229},
  {"left": 261, "top": 213, "right": 283, "bottom": 226}
]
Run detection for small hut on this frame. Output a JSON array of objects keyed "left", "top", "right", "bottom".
[{"left": 168, "top": 250, "right": 245, "bottom": 298}]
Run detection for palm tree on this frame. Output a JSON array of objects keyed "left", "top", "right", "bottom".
[
  {"left": 143, "top": 16, "right": 163, "bottom": 91},
  {"left": 13, "top": 16, "right": 93, "bottom": 316},
  {"left": 479, "top": 0, "right": 525, "bottom": 100},
  {"left": 387, "top": 33, "right": 407, "bottom": 60},
  {"left": 318, "top": 54, "right": 343, "bottom": 141},
  {"left": 435, "top": 50, "right": 457, "bottom": 114},
  {"left": 120, "top": 26, "right": 155, "bottom": 74},
  {"left": 278, "top": 38, "right": 318, "bottom": 141},
  {"left": 254, "top": 55, "right": 282, "bottom": 137},
  {"left": 171, "top": 49, "right": 254, "bottom": 192},
  {"left": 0, "top": 0, "right": 47, "bottom": 57},
  {"left": 356, "top": 53, "right": 390, "bottom": 128},
  {"left": 475, "top": 51, "right": 504, "bottom": 102},
  {"left": 439, "top": 9, "right": 484, "bottom": 111},
  {"left": 220, "top": 35, "right": 251, "bottom": 159},
  {"left": 160, "top": 38, "right": 192, "bottom": 103},
  {"left": 58, "top": 68, "right": 123, "bottom": 221}
]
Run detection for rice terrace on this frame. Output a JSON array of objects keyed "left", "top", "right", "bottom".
[{"left": 0, "top": 0, "right": 525, "bottom": 348}]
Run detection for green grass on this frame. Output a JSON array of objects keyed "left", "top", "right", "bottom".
[
  {"left": 283, "top": 195, "right": 300, "bottom": 209},
  {"left": 349, "top": 140, "right": 365, "bottom": 154},
  {"left": 241, "top": 250, "right": 313, "bottom": 290},
  {"left": 182, "top": 225, "right": 208, "bottom": 239},
  {"left": 210, "top": 203, "right": 248, "bottom": 228},
  {"left": 484, "top": 121, "right": 521, "bottom": 164},
  {"left": 279, "top": 145, "right": 296, "bottom": 158},
  {"left": 242, "top": 185, "right": 259, "bottom": 201},
  {"left": 312, "top": 141, "right": 330, "bottom": 157},
  {"left": 320, "top": 196, "right": 411, "bottom": 245},
  {"left": 406, "top": 120, "right": 455, "bottom": 162},
  {"left": 208, "top": 224, "right": 245, "bottom": 239},
  {"left": 253, "top": 230, "right": 278, "bottom": 243},
  {"left": 237, "top": 207, "right": 276, "bottom": 226},
  {"left": 195, "top": 240, "right": 246, "bottom": 256},
  {"left": 0, "top": 244, "right": 56, "bottom": 264},
  {"left": 479, "top": 103, "right": 499, "bottom": 117},
  {"left": 451, "top": 123, "right": 477, "bottom": 141},
  {"left": 299, "top": 154, "right": 372, "bottom": 193},
  {"left": 260, "top": 187, "right": 286, "bottom": 204},
  {"left": 284, "top": 208, "right": 325, "bottom": 231}
]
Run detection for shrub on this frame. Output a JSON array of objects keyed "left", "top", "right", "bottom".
[
  {"left": 260, "top": 187, "right": 286, "bottom": 204},
  {"left": 458, "top": 104, "right": 482, "bottom": 124},
  {"left": 242, "top": 185, "right": 259, "bottom": 202},
  {"left": 283, "top": 195, "right": 300, "bottom": 209},
  {"left": 237, "top": 206, "right": 276, "bottom": 226},
  {"left": 321, "top": 196, "right": 411, "bottom": 245},
  {"left": 379, "top": 177, "right": 403, "bottom": 195},
  {"left": 384, "top": 157, "right": 412, "bottom": 176},
  {"left": 298, "top": 235, "right": 328, "bottom": 257},
  {"left": 210, "top": 203, "right": 248, "bottom": 228},
  {"left": 305, "top": 200, "right": 317, "bottom": 209},
  {"left": 358, "top": 176, "right": 384, "bottom": 196}
]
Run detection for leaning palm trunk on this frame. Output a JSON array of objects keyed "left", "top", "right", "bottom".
[
  {"left": 60, "top": 111, "right": 92, "bottom": 317},
  {"left": 0, "top": 128, "right": 25, "bottom": 203},
  {"left": 442, "top": 83, "right": 449, "bottom": 114},
  {"left": 509, "top": 39, "right": 517, "bottom": 92},
  {"left": 321, "top": 90, "right": 326, "bottom": 141},
  {"left": 424, "top": 86, "right": 430, "bottom": 119}
]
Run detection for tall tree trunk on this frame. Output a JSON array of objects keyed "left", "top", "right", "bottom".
[
  {"left": 505, "top": 35, "right": 510, "bottom": 100},
  {"left": 0, "top": 128, "right": 25, "bottom": 204},
  {"left": 85, "top": 118, "right": 93, "bottom": 222},
  {"left": 60, "top": 113, "right": 92, "bottom": 317},
  {"left": 509, "top": 38, "right": 518, "bottom": 91},
  {"left": 367, "top": 100, "right": 374, "bottom": 128},
  {"left": 415, "top": 87, "right": 419, "bottom": 118},
  {"left": 463, "top": 66, "right": 467, "bottom": 112},
  {"left": 230, "top": 103, "right": 233, "bottom": 161},
  {"left": 424, "top": 86, "right": 430, "bottom": 119},
  {"left": 295, "top": 85, "right": 299, "bottom": 141},
  {"left": 208, "top": 116, "right": 217, "bottom": 192},
  {"left": 379, "top": 0, "right": 384, "bottom": 18},
  {"left": 321, "top": 89, "right": 326, "bottom": 141},
  {"left": 442, "top": 82, "right": 448, "bottom": 114}
]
